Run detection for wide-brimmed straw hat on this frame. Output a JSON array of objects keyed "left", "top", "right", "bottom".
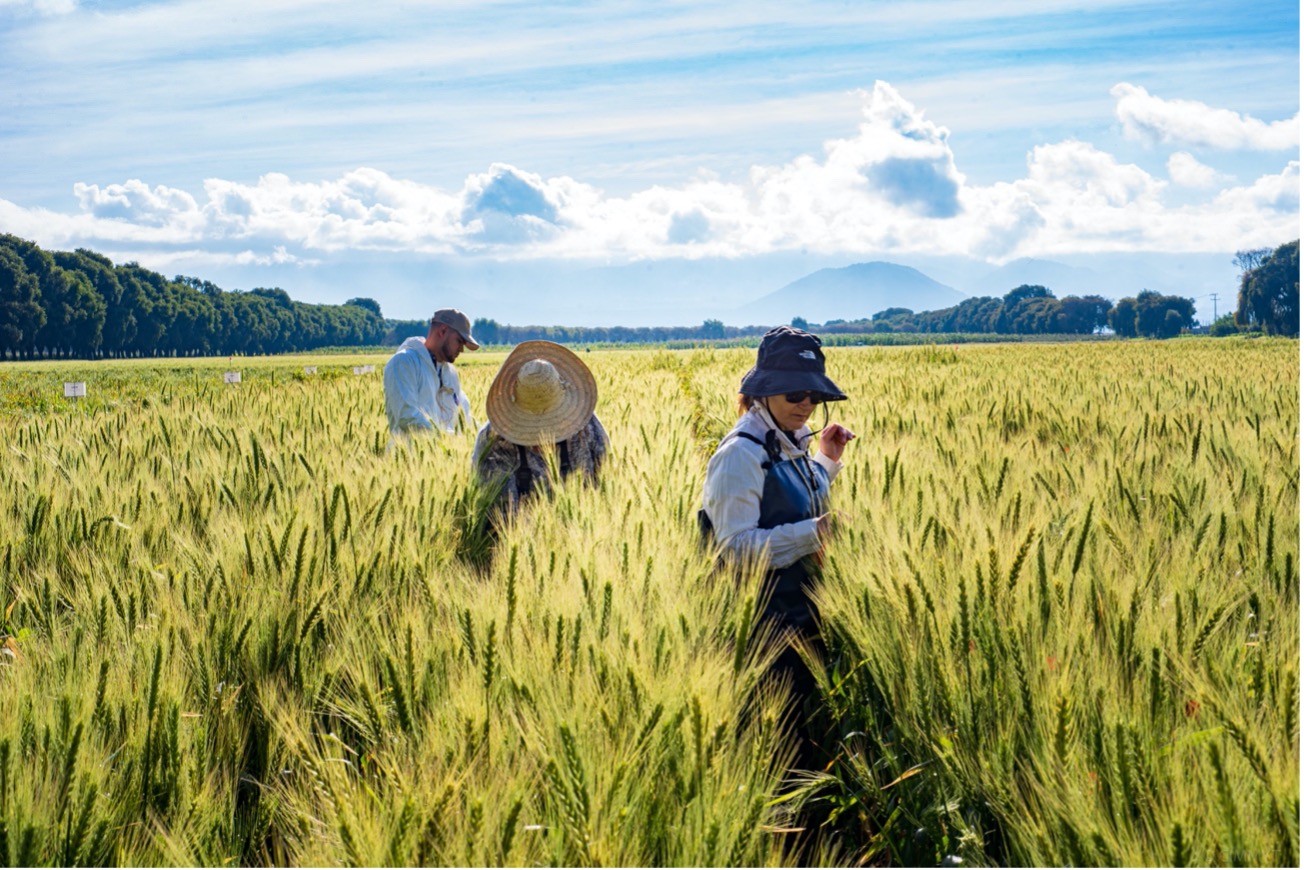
[
  {"left": 739, "top": 326, "right": 847, "bottom": 401},
  {"left": 485, "top": 341, "right": 597, "bottom": 445}
]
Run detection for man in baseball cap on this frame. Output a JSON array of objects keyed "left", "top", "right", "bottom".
[
  {"left": 430, "top": 308, "right": 480, "bottom": 351},
  {"left": 384, "top": 308, "right": 480, "bottom": 434}
]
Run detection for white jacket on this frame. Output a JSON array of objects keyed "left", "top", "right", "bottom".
[
  {"left": 701, "top": 404, "right": 842, "bottom": 569},
  {"left": 383, "top": 336, "right": 475, "bottom": 433}
]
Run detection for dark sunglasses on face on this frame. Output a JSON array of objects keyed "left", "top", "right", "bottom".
[{"left": 783, "top": 391, "right": 825, "bottom": 405}]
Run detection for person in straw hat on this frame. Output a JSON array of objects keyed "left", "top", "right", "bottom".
[
  {"left": 472, "top": 340, "right": 609, "bottom": 514},
  {"left": 698, "top": 325, "right": 856, "bottom": 773},
  {"left": 384, "top": 308, "right": 479, "bottom": 434}
]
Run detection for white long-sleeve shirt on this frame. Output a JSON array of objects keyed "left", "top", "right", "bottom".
[
  {"left": 701, "top": 405, "right": 842, "bottom": 570},
  {"left": 383, "top": 336, "right": 475, "bottom": 434}
]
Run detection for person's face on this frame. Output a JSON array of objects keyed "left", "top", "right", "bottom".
[
  {"left": 766, "top": 391, "right": 822, "bottom": 431},
  {"left": 431, "top": 325, "right": 467, "bottom": 363}
]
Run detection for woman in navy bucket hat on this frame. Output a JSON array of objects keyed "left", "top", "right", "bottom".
[
  {"left": 737, "top": 325, "right": 848, "bottom": 402},
  {"left": 699, "top": 326, "right": 856, "bottom": 772}
]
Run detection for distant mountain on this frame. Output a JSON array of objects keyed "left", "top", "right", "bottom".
[
  {"left": 190, "top": 247, "right": 1241, "bottom": 328},
  {"left": 734, "top": 261, "right": 968, "bottom": 326}
]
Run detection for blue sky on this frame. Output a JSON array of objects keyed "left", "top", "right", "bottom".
[{"left": 0, "top": 0, "right": 1298, "bottom": 321}]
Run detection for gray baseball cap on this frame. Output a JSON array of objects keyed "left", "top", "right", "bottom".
[{"left": 431, "top": 308, "right": 480, "bottom": 350}]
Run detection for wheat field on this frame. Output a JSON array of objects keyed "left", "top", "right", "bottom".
[{"left": 0, "top": 338, "right": 1297, "bottom": 867}]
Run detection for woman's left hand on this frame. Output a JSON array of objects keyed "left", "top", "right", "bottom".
[{"left": 818, "top": 423, "right": 856, "bottom": 462}]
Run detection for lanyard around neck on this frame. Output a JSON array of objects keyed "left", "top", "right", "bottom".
[{"left": 428, "top": 353, "right": 445, "bottom": 390}]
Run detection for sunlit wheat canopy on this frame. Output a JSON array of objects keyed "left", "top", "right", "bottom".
[
  {"left": 0, "top": 339, "right": 1296, "bottom": 866},
  {"left": 0, "top": 0, "right": 1298, "bottom": 866}
]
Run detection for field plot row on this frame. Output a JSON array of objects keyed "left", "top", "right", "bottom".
[{"left": 0, "top": 338, "right": 1297, "bottom": 867}]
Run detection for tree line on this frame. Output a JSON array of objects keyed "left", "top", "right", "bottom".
[
  {"left": 384, "top": 318, "right": 774, "bottom": 347},
  {"left": 446, "top": 244, "right": 1297, "bottom": 345},
  {"left": 810, "top": 242, "right": 1297, "bottom": 340},
  {"left": 0, "top": 234, "right": 387, "bottom": 358},
  {"left": 847, "top": 284, "right": 1205, "bottom": 339},
  {"left": 3, "top": 234, "right": 1295, "bottom": 358},
  {"left": 1214, "top": 240, "right": 1299, "bottom": 336},
  {"left": 453, "top": 286, "right": 1187, "bottom": 346}
]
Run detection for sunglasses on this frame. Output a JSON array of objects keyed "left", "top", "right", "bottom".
[{"left": 783, "top": 391, "right": 826, "bottom": 405}]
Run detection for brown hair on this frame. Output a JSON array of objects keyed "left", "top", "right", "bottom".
[{"left": 736, "top": 393, "right": 756, "bottom": 417}]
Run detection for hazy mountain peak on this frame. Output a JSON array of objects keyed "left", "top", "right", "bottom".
[{"left": 736, "top": 260, "right": 967, "bottom": 326}]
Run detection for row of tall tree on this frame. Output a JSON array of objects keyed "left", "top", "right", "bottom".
[
  {"left": 823, "top": 241, "right": 1299, "bottom": 340},
  {"left": 823, "top": 285, "right": 1196, "bottom": 338},
  {"left": 393, "top": 283, "right": 1179, "bottom": 346},
  {"left": 3, "top": 235, "right": 1295, "bottom": 356},
  {"left": 384, "top": 318, "right": 773, "bottom": 347},
  {"left": 0, "top": 235, "right": 387, "bottom": 358}
]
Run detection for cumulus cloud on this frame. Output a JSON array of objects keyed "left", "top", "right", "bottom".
[
  {"left": 74, "top": 179, "right": 202, "bottom": 228},
  {"left": 976, "top": 146, "right": 1298, "bottom": 257},
  {"left": 1023, "top": 140, "right": 1165, "bottom": 207},
  {"left": 1166, "top": 152, "right": 1229, "bottom": 188},
  {"left": 1212, "top": 161, "right": 1300, "bottom": 215},
  {"left": 201, "top": 169, "right": 465, "bottom": 252},
  {"left": 460, "top": 164, "right": 565, "bottom": 244},
  {"left": 1112, "top": 83, "right": 1300, "bottom": 150},
  {"left": 1, "top": 80, "right": 1297, "bottom": 269},
  {"left": 851, "top": 81, "right": 963, "bottom": 218}
]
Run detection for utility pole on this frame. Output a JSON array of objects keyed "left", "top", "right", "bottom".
[{"left": 1210, "top": 292, "right": 1219, "bottom": 321}]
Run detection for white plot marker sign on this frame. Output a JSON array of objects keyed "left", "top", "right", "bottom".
[
  {"left": 304, "top": 366, "right": 317, "bottom": 375},
  {"left": 63, "top": 381, "right": 87, "bottom": 398},
  {"left": 353, "top": 365, "right": 375, "bottom": 375},
  {"left": 224, "top": 371, "right": 242, "bottom": 384}
]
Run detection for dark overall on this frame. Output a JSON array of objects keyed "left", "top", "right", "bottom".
[{"left": 513, "top": 440, "right": 573, "bottom": 500}]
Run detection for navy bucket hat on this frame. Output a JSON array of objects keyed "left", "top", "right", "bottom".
[{"left": 739, "top": 326, "right": 847, "bottom": 401}]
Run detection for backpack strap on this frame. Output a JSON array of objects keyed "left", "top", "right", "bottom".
[
  {"left": 558, "top": 439, "right": 572, "bottom": 478},
  {"left": 725, "top": 430, "right": 782, "bottom": 469},
  {"left": 515, "top": 445, "right": 534, "bottom": 498},
  {"left": 700, "top": 429, "right": 786, "bottom": 542}
]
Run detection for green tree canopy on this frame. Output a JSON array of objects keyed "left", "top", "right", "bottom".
[
  {"left": 1236, "top": 240, "right": 1299, "bottom": 337},
  {"left": 0, "top": 244, "right": 45, "bottom": 354},
  {"left": 1108, "top": 297, "right": 1138, "bottom": 338},
  {"left": 1002, "top": 284, "right": 1052, "bottom": 306},
  {"left": 1056, "top": 295, "right": 1111, "bottom": 334},
  {"left": 1133, "top": 290, "right": 1195, "bottom": 339},
  {"left": 345, "top": 297, "right": 383, "bottom": 317}
]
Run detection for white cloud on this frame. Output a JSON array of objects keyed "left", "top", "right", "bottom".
[
  {"left": 984, "top": 147, "right": 1298, "bottom": 257},
  {"left": 73, "top": 179, "right": 202, "bottom": 228},
  {"left": 1166, "top": 152, "right": 1229, "bottom": 188},
  {"left": 200, "top": 169, "right": 466, "bottom": 253},
  {"left": 1112, "top": 83, "right": 1300, "bottom": 151},
  {"left": 1, "top": 81, "right": 1298, "bottom": 268},
  {"left": 1211, "top": 161, "right": 1300, "bottom": 215},
  {"left": 460, "top": 164, "right": 566, "bottom": 244},
  {"left": 1023, "top": 140, "right": 1165, "bottom": 207}
]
